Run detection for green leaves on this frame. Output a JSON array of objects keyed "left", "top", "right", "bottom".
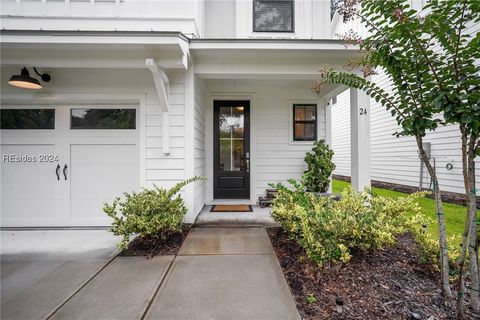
[
  {"left": 324, "top": 0, "right": 480, "bottom": 140},
  {"left": 103, "top": 176, "right": 206, "bottom": 250},
  {"left": 302, "top": 140, "right": 335, "bottom": 193},
  {"left": 270, "top": 183, "right": 427, "bottom": 266}
]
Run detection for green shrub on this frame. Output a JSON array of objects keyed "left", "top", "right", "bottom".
[
  {"left": 302, "top": 139, "right": 335, "bottom": 193},
  {"left": 403, "top": 213, "right": 461, "bottom": 275},
  {"left": 104, "top": 176, "right": 206, "bottom": 249},
  {"left": 271, "top": 182, "right": 427, "bottom": 266}
]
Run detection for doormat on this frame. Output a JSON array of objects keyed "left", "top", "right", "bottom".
[{"left": 210, "top": 205, "right": 253, "bottom": 212}]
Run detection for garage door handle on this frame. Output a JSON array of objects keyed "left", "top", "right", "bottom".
[
  {"left": 56, "top": 164, "right": 60, "bottom": 180},
  {"left": 63, "top": 164, "right": 68, "bottom": 180}
]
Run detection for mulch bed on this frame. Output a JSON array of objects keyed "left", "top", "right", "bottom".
[
  {"left": 267, "top": 227, "right": 477, "bottom": 320},
  {"left": 120, "top": 225, "right": 190, "bottom": 257}
]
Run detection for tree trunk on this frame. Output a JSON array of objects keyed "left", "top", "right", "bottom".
[
  {"left": 415, "top": 135, "right": 452, "bottom": 299},
  {"left": 467, "top": 139, "right": 479, "bottom": 314},
  {"left": 457, "top": 129, "right": 479, "bottom": 319}
]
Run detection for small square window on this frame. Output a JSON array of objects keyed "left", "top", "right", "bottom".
[
  {"left": 253, "top": 0, "right": 294, "bottom": 32},
  {"left": 293, "top": 104, "right": 317, "bottom": 141}
]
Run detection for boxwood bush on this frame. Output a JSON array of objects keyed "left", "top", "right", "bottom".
[{"left": 104, "top": 176, "right": 205, "bottom": 249}]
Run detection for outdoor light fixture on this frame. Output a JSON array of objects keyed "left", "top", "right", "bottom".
[{"left": 8, "top": 67, "right": 51, "bottom": 90}]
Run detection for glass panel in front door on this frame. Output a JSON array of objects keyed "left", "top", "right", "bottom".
[{"left": 218, "top": 105, "right": 245, "bottom": 172}]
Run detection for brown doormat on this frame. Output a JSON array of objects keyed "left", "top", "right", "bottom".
[{"left": 210, "top": 205, "right": 253, "bottom": 212}]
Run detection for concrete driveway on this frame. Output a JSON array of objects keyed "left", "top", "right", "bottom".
[{"left": 0, "top": 229, "right": 120, "bottom": 320}]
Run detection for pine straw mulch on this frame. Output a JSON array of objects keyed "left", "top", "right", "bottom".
[
  {"left": 119, "top": 225, "right": 190, "bottom": 257},
  {"left": 267, "top": 227, "right": 477, "bottom": 320}
]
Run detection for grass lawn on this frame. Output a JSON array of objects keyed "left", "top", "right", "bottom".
[{"left": 332, "top": 179, "right": 467, "bottom": 245}]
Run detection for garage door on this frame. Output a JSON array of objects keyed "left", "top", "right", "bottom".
[{"left": 1, "top": 105, "right": 139, "bottom": 227}]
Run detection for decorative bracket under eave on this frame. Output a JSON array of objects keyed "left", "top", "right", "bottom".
[
  {"left": 146, "top": 58, "right": 171, "bottom": 155},
  {"left": 146, "top": 58, "right": 170, "bottom": 112}
]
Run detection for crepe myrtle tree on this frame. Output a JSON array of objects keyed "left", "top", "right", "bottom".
[{"left": 314, "top": 0, "right": 480, "bottom": 311}]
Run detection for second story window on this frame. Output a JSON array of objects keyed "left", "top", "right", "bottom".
[{"left": 253, "top": 0, "right": 294, "bottom": 33}]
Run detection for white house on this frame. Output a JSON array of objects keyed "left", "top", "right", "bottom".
[
  {"left": 330, "top": 1, "right": 480, "bottom": 197},
  {"left": 0, "top": 0, "right": 372, "bottom": 227}
]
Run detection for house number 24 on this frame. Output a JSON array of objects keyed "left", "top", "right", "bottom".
[{"left": 360, "top": 108, "right": 368, "bottom": 116}]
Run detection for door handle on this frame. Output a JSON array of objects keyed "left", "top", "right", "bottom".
[
  {"left": 56, "top": 164, "right": 60, "bottom": 181},
  {"left": 246, "top": 159, "right": 250, "bottom": 173},
  {"left": 63, "top": 164, "right": 68, "bottom": 180}
]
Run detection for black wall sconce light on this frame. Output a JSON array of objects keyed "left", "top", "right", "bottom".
[{"left": 8, "top": 67, "right": 51, "bottom": 90}]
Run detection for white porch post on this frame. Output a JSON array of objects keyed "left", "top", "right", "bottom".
[
  {"left": 350, "top": 88, "right": 371, "bottom": 191},
  {"left": 183, "top": 62, "right": 196, "bottom": 223}
]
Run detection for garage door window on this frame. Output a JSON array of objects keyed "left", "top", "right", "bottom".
[
  {"left": 71, "top": 108, "right": 136, "bottom": 129},
  {"left": 0, "top": 109, "right": 55, "bottom": 129}
]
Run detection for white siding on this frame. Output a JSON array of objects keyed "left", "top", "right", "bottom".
[
  {"left": 0, "top": 0, "right": 204, "bottom": 36},
  {"left": 331, "top": 89, "right": 351, "bottom": 176},
  {"left": 204, "top": 0, "right": 236, "bottom": 38},
  {"left": 205, "top": 79, "right": 326, "bottom": 200},
  {"left": 145, "top": 70, "right": 186, "bottom": 190},
  {"left": 332, "top": 71, "right": 480, "bottom": 194},
  {"left": 193, "top": 76, "right": 208, "bottom": 213},
  {"left": 0, "top": 66, "right": 186, "bottom": 191},
  {"left": 331, "top": 8, "right": 480, "bottom": 195}
]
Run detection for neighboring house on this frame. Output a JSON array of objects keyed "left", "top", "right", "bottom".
[{"left": 330, "top": 1, "right": 480, "bottom": 196}]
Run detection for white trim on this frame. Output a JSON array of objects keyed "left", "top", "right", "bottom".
[
  {"left": 184, "top": 63, "right": 195, "bottom": 222},
  {"left": 1, "top": 92, "right": 147, "bottom": 188},
  {"left": 190, "top": 41, "right": 358, "bottom": 51},
  {"left": 145, "top": 58, "right": 170, "bottom": 112},
  {"left": 0, "top": 34, "right": 186, "bottom": 45}
]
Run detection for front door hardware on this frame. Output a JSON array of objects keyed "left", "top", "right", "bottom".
[
  {"left": 63, "top": 164, "right": 68, "bottom": 180},
  {"left": 56, "top": 164, "right": 60, "bottom": 180}
]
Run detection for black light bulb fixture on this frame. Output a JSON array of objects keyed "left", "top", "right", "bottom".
[{"left": 8, "top": 67, "right": 51, "bottom": 90}]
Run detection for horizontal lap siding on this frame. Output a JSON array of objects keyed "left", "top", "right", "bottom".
[
  {"left": 145, "top": 71, "right": 186, "bottom": 186},
  {"left": 193, "top": 76, "right": 207, "bottom": 212},
  {"left": 331, "top": 6, "right": 480, "bottom": 195},
  {"left": 253, "top": 85, "right": 326, "bottom": 198},
  {"left": 332, "top": 70, "right": 480, "bottom": 194}
]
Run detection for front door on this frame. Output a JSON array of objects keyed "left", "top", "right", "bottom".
[{"left": 213, "top": 100, "right": 250, "bottom": 199}]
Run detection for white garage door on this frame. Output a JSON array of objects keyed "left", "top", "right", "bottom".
[{"left": 1, "top": 105, "right": 139, "bottom": 227}]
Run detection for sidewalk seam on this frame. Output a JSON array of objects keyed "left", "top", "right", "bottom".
[
  {"left": 140, "top": 255, "right": 177, "bottom": 320},
  {"left": 44, "top": 253, "right": 119, "bottom": 320}
]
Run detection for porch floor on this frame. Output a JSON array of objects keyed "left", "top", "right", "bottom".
[{"left": 194, "top": 205, "right": 277, "bottom": 227}]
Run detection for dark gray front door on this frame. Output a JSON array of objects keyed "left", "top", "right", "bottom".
[{"left": 213, "top": 100, "right": 250, "bottom": 199}]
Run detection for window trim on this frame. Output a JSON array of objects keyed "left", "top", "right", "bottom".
[
  {"left": 252, "top": 0, "right": 295, "bottom": 33},
  {"left": 292, "top": 104, "right": 317, "bottom": 141}
]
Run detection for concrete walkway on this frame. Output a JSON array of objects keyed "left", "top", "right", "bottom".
[
  {"left": 1, "top": 228, "right": 300, "bottom": 320},
  {"left": 195, "top": 205, "right": 278, "bottom": 226},
  {"left": 144, "top": 227, "right": 300, "bottom": 320}
]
